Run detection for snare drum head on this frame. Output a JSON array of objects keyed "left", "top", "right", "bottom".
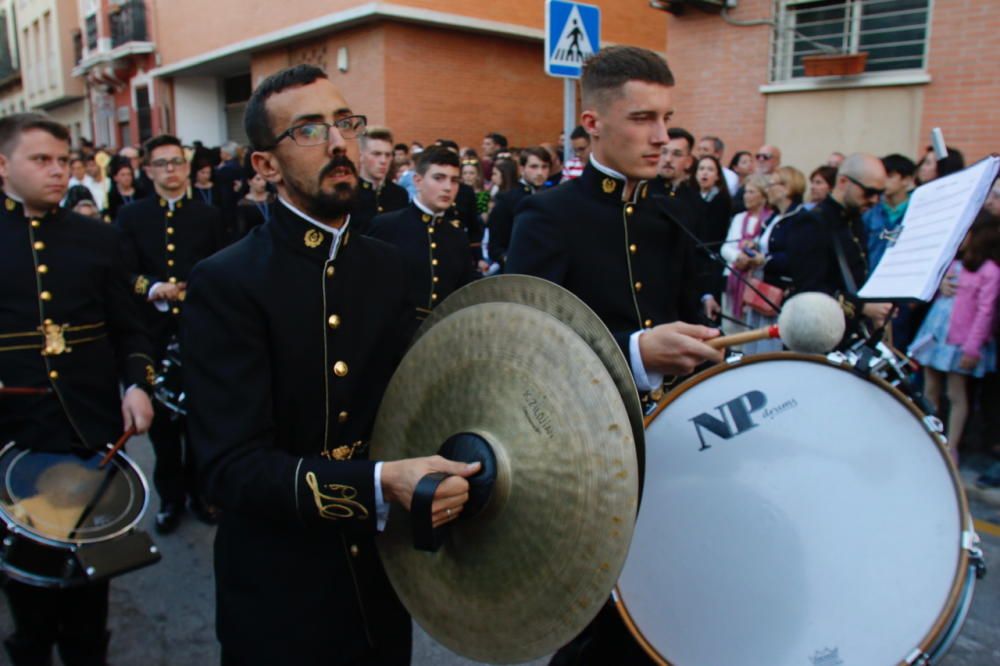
[
  {"left": 0, "top": 445, "right": 146, "bottom": 544},
  {"left": 617, "top": 355, "right": 967, "bottom": 665}
]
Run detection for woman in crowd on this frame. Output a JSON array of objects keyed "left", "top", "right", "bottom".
[
  {"left": 910, "top": 221, "right": 1000, "bottom": 463},
  {"left": 720, "top": 174, "right": 772, "bottom": 345},
  {"left": 691, "top": 155, "right": 733, "bottom": 253},
  {"left": 728, "top": 150, "right": 754, "bottom": 212},
  {"left": 805, "top": 165, "right": 836, "bottom": 210},
  {"left": 461, "top": 158, "right": 490, "bottom": 223},
  {"left": 234, "top": 171, "right": 275, "bottom": 240},
  {"left": 106, "top": 155, "right": 143, "bottom": 221},
  {"left": 489, "top": 158, "right": 518, "bottom": 204},
  {"left": 916, "top": 146, "right": 966, "bottom": 185},
  {"left": 191, "top": 158, "right": 225, "bottom": 209}
]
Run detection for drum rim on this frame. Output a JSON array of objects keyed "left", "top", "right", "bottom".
[
  {"left": 0, "top": 441, "right": 150, "bottom": 547},
  {"left": 614, "top": 351, "right": 973, "bottom": 666}
]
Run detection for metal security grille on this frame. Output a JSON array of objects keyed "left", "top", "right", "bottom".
[{"left": 771, "top": 0, "right": 932, "bottom": 81}]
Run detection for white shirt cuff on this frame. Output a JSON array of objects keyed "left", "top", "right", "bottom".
[
  {"left": 147, "top": 282, "right": 170, "bottom": 312},
  {"left": 374, "top": 461, "right": 390, "bottom": 532},
  {"left": 629, "top": 330, "right": 664, "bottom": 393}
]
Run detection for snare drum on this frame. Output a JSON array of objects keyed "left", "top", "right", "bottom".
[
  {"left": 0, "top": 442, "right": 160, "bottom": 588},
  {"left": 615, "top": 353, "right": 981, "bottom": 665}
]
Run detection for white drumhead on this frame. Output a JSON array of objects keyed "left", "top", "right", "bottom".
[{"left": 617, "top": 355, "right": 966, "bottom": 665}]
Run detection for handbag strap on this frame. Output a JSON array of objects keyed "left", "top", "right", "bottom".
[{"left": 831, "top": 227, "right": 858, "bottom": 295}]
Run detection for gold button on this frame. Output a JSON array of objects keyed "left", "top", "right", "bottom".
[
  {"left": 430, "top": 242, "right": 437, "bottom": 249},
  {"left": 37, "top": 264, "right": 48, "bottom": 274},
  {"left": 166, "top": 211, "right": 173, "bottom": 219},
  {"left": 40, "top": 290, "right": 52, "bottom": 301},
  {"left": 422, "top": 214, "right": 431, "bottom": 223},
  {"left": 166, "top": 227, "right": 175, "bottom": 235},
  {"left": 629, "top": 244, "right": 637, "bottom": 254},
  {"left": 644, "top": 319, "right": 653, "bottom": 328},
  {"left": 33, "top": 241, "right": 45, "bottom": 251},
  {"left": 167, "top": 243, "right": 176, "bottom": 252},
  {"left": 326, "top": 265, "right": 335, "bottom": 277},
  {"left": 168, "top": 277, "right": 177, "bottom": 284},
  {"left": 377, "top": 206, "right": 384, "bottom": 212},
  {"left": 349, "top": 544, "right": 359, "bottom": 557},
  {"left": 167, "top": 259, "right": 175, "bottom": 267},
  {"left": 48, "top": 370, "right": 58, "bottom": 380},
  {"left": 171, "top": 307, "right": 180, "bottom": 315},
  {"left": 431, "top": 259, "right": 439, "bottom": 266},
  {"left": 432, "top": 276, "right": 439, "bottom": 283},
  {"left": 333, "top": 361, "right": 349, "bottom": 377},
  {"left": 431, "top": 293, "right": 438, "bottom": 301},
  {"left": 625, "top": 205, "right": 634, "bottom": 215},
  {"left": 427, "top": 226, "right": 435, "bottom": 234},
  {"left": 634, "top": 282, "right": 643, "bottom": 292},
  {"left": 30, "top": 219, "right": 40, "bottom": 228},
  {"left": 338, "top": 411, "right": 349, "bottom": 423},
  {"left": 328, "top": 314, "right": 341, "bottom": 329}
]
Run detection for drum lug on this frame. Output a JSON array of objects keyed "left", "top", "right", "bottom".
[
  {"left": 963, "top": 530, "right": 987, "bottom": 579},
  {"left": 905, "top": 649, "right": 931, "bottom": 665},
  {"left": 923, "top": 415, "right": 945, "bottom": 436}
]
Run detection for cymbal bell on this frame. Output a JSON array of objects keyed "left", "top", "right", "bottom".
[
  {"left": 372, "top": 301, "right": 638, "bottom": 663},
  {"left": 416, "top": 275, "right": 645, "bottom": 470}
]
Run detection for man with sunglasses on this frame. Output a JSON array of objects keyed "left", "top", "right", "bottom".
[
  {"left": 789, "top": 152, "right": 894, "bottom": 341},
  {"left": 115, "top": 134, "right": 225, "bottom": 534},
  {"left": 754, "top": 144, "right": 782, "bottom": 176},
  {"left": 181, "top": 64, "right": 478, "bottom": 665}
]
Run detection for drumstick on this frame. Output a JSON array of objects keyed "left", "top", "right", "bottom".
[
  {"left": 99, "top": 426, "right": 137, "bottom": 469},
  {"left": 0, "top": 387, "right": 53, "bottom": 396},
  {"left": 708, "top": 325, "right": 779, "bottom": 349}
]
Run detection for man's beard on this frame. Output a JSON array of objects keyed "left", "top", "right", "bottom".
[{"left": 291, "top": 154, "right": 359, "bottom": 221}]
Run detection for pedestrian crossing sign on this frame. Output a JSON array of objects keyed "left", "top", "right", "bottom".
[{"left": 545, "top": 0, "right": 601, "bottom": 79}]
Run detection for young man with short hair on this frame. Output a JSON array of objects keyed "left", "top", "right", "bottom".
[
  {"left": 488, "top": 146, "right": 551, "bottom": 268},
  {"left": 352, "top": 126, "right": 409, "bottom": 235},
  {"left": 370, "top": 146, "right": 477, "bottom": 317},
  {"left": 0, "top": 112, "right": 155, "bottom": 665},
  {"left": 562, "top": 125, "right": 591, "bottom": 181},
  {"left": 863, "top": 153, "right": 916, "bottom": 269}
]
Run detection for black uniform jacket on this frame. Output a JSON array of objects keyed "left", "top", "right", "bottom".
[
  {"left": 352, "top": 177, "right": 409, "bottom": 236},
  {"left": 505, "top": 163, "right": 702, "bottom": 359},
  {"left": 181, "top": 201, "right": 414, "bottom": 665},
  {"left": 487, "top": 180, "right": 536, "bottom": 266},
  {"left": 115, "top": 195, "right": 224, "bottom": 353},
  {"left": 369, "top": 202, "right": 477, "bottom": 318},
  {"left": 0, "top": 194, "right": 155, "bottom": 452}
]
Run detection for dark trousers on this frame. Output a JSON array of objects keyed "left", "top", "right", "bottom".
[
  {"left": 550, "top": 601, "right": 655, "bottom": 666},
  {"left": 148, "top": 400, "right": 197, "bottom": 506},
  {"left": 3, "top": 579, "right": 110, "bottom": 666}
]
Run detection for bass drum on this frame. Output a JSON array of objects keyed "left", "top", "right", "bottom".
[
  {"left": 0, "top": 442, "right": 160, "bottom": 588},
  {"left": 615, "top": 353, "right": 981, "bottom": 665}
]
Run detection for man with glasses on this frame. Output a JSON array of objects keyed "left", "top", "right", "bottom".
[
  {"left": 115, "top": 134, "right": 225, "bottom": 535},
  {"left": 754, "top": 144, "right": 782, "bottom": 176},
  {"left": 353, "top": 126, "right": 409, "bottom": 235},
  {"left": 789, "top": 152, "right": 894, "bottom": 341},
  {"left": 181, "top": 64, "right": 477, "bottom": 665}
]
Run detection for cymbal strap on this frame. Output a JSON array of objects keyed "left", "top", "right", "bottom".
[{"left": 411, "top": 471, "right": 449, "bottom": 552}]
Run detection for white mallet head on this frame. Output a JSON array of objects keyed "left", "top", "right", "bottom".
[{"left": 777, "top": 292, "right": 846, "bottom": 353}]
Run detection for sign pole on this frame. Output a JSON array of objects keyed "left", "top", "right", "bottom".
[{"left": 563, "top": 79, "right": 575, "bottom": 166}]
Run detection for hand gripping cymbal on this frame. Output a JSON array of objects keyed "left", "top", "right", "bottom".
[{"left": 371, "top": 301, "right": 639, "bottom": 664}]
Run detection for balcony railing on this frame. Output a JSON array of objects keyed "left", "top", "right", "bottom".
[{"left": 110, "top": 0, "right": 148, "bottom": 48}]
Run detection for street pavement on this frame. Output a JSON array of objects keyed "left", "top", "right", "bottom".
[{"left": 0, "top": 436, "right": 997, "bottom": 665}]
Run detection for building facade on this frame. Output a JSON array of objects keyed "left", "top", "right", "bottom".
[{"left": 660, "top": 0, "right": 999, "bottom": 173}]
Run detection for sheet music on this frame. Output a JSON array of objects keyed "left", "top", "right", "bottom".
[{"left": 858, "top": 156, "right": 1000, "bottom": 301}]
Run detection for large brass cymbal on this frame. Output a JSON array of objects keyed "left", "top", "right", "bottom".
[
  {"left": 415, "top": 275, "right": 645, "bottom": 464},
  {"left": 372, "top": 301, "right": 638, "bottom": 664}
]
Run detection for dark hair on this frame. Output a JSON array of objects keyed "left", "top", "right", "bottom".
[
  {"left": 63, "top": 184, "right": 95, "bottom": 209},
  {"left": 936, "top": 146, "right": 965, "bottom": 179},
  {"left": 571, "top": 125, "right": 589, "bottom": 142},
  {"left": 108, "top": 155, "right": 132, "bottom": 177},
  {"left": 689, "top": 155, "right": 731, "bottom": 208},
  {"left": 729, "top": 150, "right": 751, "bottom": 170},
  {"left": 244, "top": 64, "right": 328, "bottom": 151},
  {"left": 415, "top": 145, "right": 461, "bottom": 175},
  {"left": 143, "top": 134, "right": 184, "bottom": 162},
  {"left": 700, "top": 135, "right": 725, "bottom": 156},
  {"left": 520, "top": 146, "right": 552, "bottom": 168},
  {"left": 810, "top": 165, "right": 837, "bottom": 190},
  {"left": 881, "top": 153, "right": 916, "bottom": 178},
  {"left": 961, "top": 214, "right": 1000, "bottom": 271},
  {"left": 435, "top": 139, "right": 459, "bottom": 152},
  {"left": 484, "top": 133, "right": 508, "bottom": 150},
  {"left": 361, "top": 127, "right": 393, "bottom": 149},
  {"left": 0, "top": 113, "right": 70, "bottom": 154},
  {"left": 393, "top": 142, "right": 408, "bottom": 153},
  {"left": 581, "top": 46, "right": 674, "bottom": 108},
  {"left": 493, "top": 159, "right": 518, "bottom": 193},
  {"left": 667, "top": 127, "right": 695, "bottom": 153}
]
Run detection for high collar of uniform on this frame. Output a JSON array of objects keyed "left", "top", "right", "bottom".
[
  {"left": 158, "top": 194, "right": 189, "bottom": 212},
  {"left": 518, "top": 179, "right": 537, "bottom": 195},
  {"left": 820, "top": 194, "right": 855, "bottom": 225},
  {"left": 1, "top": 191, "right": 60, "bottom": 222},
  {"left": 360, "top": 176, "right": 383, "bottom": 192},
  {"left": 579, "top": 160, "right": 648, "bottom": 204},
  {"left": 271, "top": 197, "right": 349, "bottom": 261},
  {"left": 412, "top": 196, "right": 446, "bottom": 224}
]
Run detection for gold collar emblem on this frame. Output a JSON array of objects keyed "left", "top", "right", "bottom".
[
  {"left": 450, "top": 219, "right": 460, "bottom": 228},
  {"left": 602, "top": 178, "right": 617, "bottom": 194},
  {"left": 304, "top": 229, "right": 324, "bottom": 248},
  {"left": 4, "top": 198, "right": 15, "bottom": 211},
  {"left": 39, "top": 322, "right": 70, "bottom": 356}
]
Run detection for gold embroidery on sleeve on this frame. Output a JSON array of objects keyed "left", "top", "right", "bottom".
[{"left": 304, "top": 471, "right": 369, "bottom": 520}]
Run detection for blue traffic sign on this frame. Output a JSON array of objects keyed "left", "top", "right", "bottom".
[{"left": 545, "top": 0, "right": 601, "bottom": 79}]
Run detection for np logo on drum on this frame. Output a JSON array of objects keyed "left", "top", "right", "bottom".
[{"left": 689, "top": 390, "right": 799, "bottom": 451}]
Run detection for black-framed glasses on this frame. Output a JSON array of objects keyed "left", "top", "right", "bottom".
[
  {"left": 845, "top": 175, "right": 885, "bottom": 199},
  {"left": 149, "top": 157, "right": 186, "bottom": 169},
  {"left": 270, "top": 115, "right": 367, "bottom": 148},
  {"left": 755, "top": 153, "right": 774, "bottom": 161}
]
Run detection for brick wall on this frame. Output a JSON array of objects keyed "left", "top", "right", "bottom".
[
  {"left": 663, "top": 0, "right": 772, "bottom": 162},
  {"left": 919, "top": 0, "right": 1000, "bottom": 162}
]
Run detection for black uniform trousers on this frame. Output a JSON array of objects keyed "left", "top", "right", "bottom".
[{"left": 3, "top": 580, "right": 110, "bottom": 666}]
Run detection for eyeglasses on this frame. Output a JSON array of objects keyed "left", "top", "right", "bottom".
[
  {"left": 845, "top": 175, "right": 885, "bottom": 199},
  {"left": 149, "top": 157, "right": 187, "bottom": 169},
  {"left": 270, "top": 115, "right": 368, "bottom": 148},
  {"left": 461, "top": 159, "right": 480, "bottom": 166},
  {"left": 755, "top": 153, "right": 774, "bottom": 161}
]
